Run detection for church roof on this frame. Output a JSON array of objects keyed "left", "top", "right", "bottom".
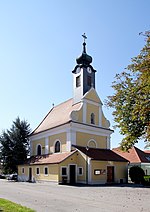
[
  {"left": 31, "top": 98, "right": 82, "bottom": 135},
  {"left": 113, "top": 146, "right": 150, "bottom": 163},
  {"left": 23, "top": 150, "right": 77, "bottom": 165},
  {"left": 74, "top": 145, "right": 128, "bottom": 162}
]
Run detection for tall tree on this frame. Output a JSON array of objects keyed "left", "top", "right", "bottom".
[
  {"left": 106, "top": 31, "right": 150, "bottom": 151},
  {"left": 0, "top": 117, "right": 31, "bottom": 174}
]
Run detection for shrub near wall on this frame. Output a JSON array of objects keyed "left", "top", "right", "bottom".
[{"left": 129, "top": 166, "right": 145, "bottom": 184}]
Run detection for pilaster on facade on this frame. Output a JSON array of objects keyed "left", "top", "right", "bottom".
[
  {"left": 107, "top": 136, "right": 111, "bottom": 149},
  {"left": 45, "top": 137, "right": 49, "bottom": 154},
  {"left": 88, "top": 158, "right": 92, "bottom": 184},
  {"left": 98, "top": 105, "right": 102, "bottom": 127},
  {"left": 82, "top": 100, "right": 87, "bottom": 124},
  {"left": 29, "top": 139, "right": 33, "bottom": 156},
  {"left": 66, "top": 128, "right": 76, "bottom": 152}
]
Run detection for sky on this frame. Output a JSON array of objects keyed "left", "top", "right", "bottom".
[{"left": 0, "top": 0, "right": 149, "bottom": 150}]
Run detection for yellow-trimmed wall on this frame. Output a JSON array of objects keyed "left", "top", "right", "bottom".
[
  {"left": 76, "top": 107, "right": 83, "bottom": 123},
  {"left": 32, "top": 138, "right": 45, "bottom": 155},
  {"left": 76, "top": 132, "right": 107, "bottom": 149},
  {"left": 18, "top": 152, "right": 128, "bottom": 184},
  {"left": 31, "top": 132, "right": 67, "bottom": 156},
  {"left": 86, "top": 103, "right": 99, "bottom": 125},
  {"left": 58, "top": 152, "right": 77, "bottom": 183},
  {"left": 84, "top": 89, "right": 100, "bottom": 103},
  {"left": 58, "top": 151, "right": 87, "bottom": 183},
  {"left": 91, "top": 161, "right": 107, "bottom": 183},
  {"left": 91, "top": 160, "right": 127, "bottom": 184},
  {"left": 49, "top": 132, "right": 67, "bottom": 153},
  {"left": 18, "top": 164, "right": 59, "bottom": 182},
  {"left": 34, "top": 164, "right": 58, "bottom": 182},
  {"left": 102, "top": 112, "right": 107, "bottom": 128},
  {"left": 114, "top": 162, "right": 128, "bottom": 182}
]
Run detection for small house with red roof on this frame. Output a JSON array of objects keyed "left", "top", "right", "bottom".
[
  {"left": 18, "top": 35, "right": 128, "bottom": 184},
  {"left": 113, "top": 146, "right": 150, "bottom": 176}
]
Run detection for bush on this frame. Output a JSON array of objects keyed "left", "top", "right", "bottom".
[{"left": 129, "top": 166, "right": 145, "bottom": 184}]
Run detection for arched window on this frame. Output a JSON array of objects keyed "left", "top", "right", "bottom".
[
  {"left": 55, "top": 141, "right": 60, "bottom": 153},
  {"left": 91, "top": 113, "right": 95, "bottom": 124},
  {"left": 37, "top": 144, "right": 42, "bottom": 155},
  {"left": 88, "top": 140, "right": 97, "bottom": 148}
]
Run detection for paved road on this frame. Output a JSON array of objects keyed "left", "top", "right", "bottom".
[{"left": 0, "top": 180, "right": 150, "bottom": 212}]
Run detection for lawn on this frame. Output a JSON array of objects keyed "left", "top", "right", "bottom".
[
  {"left": 0, "top": 198, "right": 35, "bottom": 212},
  {"left": 144, "top": 175, "right": 150, "bottom": 181}
]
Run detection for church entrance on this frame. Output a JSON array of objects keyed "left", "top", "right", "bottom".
[
  {"left": 107, "top": 166, "right": 114, "bottom": 183},
  {"left": 69, "top": 165, "right": 76, "bottom": 184}
]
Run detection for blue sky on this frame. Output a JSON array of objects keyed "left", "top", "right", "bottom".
[{"left": 0, "top": 0, "right": 149, "bottom": 149}]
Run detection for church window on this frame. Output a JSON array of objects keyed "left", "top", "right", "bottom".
[
  {"left": 87, "top": 76, "right": 92, "bottom": 87},
  {"left": 44, "top": 167, "right": 48, "bottom": 175},
  {"left": 37, "top": 144, "right": 42, "bottom": 155},
  {"left": 61, "top": 167, "right": 67, "bottom": 176},
  {"left": 91, "top": 113, "right": 95, "bottom": 124},
  {"left": 76, "top": 75, "right": 81, "bottom": 87},
  {"left": 36, "top": 167, "right": 40, "bottom": 175},
  {"left": 55, "top": 141, "right": 60, "bottom": 153}
]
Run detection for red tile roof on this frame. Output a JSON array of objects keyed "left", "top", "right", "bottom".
[
  {"left": 74, "top": 145, "right": 128, "bottom": 162},
  {"left": 144, "top": 150, "right": 150, "bottom": 154},
  {"left": 31, "top": 98, "right": 82, "bottom": 135},
  {"left": 113, "top": 147, "right": 150, "bottom": 163},
  {"left": 24, "top": 151, "right": 77, "bottom": 165}
]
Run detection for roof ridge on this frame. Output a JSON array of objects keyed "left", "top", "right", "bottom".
[
  {"left": 134, "top": 146, "right": 147, "bottom": 161},
  {"left": 130, "top": 147, "right": 141, "bottom": 162}
]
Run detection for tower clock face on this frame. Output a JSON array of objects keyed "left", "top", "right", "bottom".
[{"left": 87, "top": 67, "right": 92, "bottom": 74}]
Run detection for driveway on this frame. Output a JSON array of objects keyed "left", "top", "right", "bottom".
[{"left": 0, "top": 180, "right": 149, "bottom": 212}]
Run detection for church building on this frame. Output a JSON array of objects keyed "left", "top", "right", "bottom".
[{"left": 18, "top": 35, "right": 128, "bottom": 184}]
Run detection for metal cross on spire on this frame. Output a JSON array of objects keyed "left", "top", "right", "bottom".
[{"left": 82, "top": 33, "right": 87, "bottom": 43}]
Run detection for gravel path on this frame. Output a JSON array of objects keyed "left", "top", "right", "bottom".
[{"left": 0, "top": 180, "right": 150, "bottom": 212}]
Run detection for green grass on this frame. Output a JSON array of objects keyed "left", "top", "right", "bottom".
[
  {"left": 144, "top": 175, "right": 150, "bottom": 181},
  {"left": 0, "top": 198, "right": 35, "bottom": 212}
]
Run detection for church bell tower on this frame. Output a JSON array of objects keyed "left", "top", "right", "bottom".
[{"left": 72, "top": 34, "right": 96, "bottom": 104}]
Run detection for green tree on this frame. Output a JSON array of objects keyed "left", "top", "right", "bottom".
[
  {"left": 106, "top": 31, "right": 150, "bottom": 151},
  {"left": 0, "top": 117, "right": 31, "bottom": 174}
]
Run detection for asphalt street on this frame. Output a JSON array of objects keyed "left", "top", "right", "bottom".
[{"left": 0, "top": 180, "right": 150, "bottom": 212}]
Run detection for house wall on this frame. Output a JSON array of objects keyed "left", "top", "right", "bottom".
[
  {"left": 114, "top": 162, "right": 128, "bottom": 182},
  {"left": 18, "top": 164, "right": 59, "bottom": 182},
  {"left": 58, "top": 152, "right": 77, "bottom": 183},
  {"left": 102, "top": 112, "right": 108, "bottom": 128},
  {"left": 76, "top": 106, "right": 83, "bottom": 123},
  {"left": 31, "top": 132, "right": 67, "bottom": 156},
  {"left": 49, "top": 132, "right": 67, "bottom": 153},
  {"left": 84, "top": 88, "right": 101, "bottom": 103},
  {"left": 32, "top": 138, "right": 45, "bottom": 155},
  {"left": 76, "top": 132, "right": 107, "bottom": 148},
  {"left": 91, "top": 160, "right": 127, "bottom": 184},
  {"left": 18, "top": 151, "right": 128, "bottom": 185},
  {"left": 141, "top": 164, "right": 150, "bottom": 175}
]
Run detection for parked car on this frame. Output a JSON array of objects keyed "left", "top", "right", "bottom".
[
  {"left": 0, "top": 174, "right": 6, "bottom": 179},
  {"left": 7, "top": 173, "right": 18, "bottom": 181}
]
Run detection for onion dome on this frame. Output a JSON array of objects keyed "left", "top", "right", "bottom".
[{"left": 76, "top": 34, "right": 92, "bottom": 66}]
